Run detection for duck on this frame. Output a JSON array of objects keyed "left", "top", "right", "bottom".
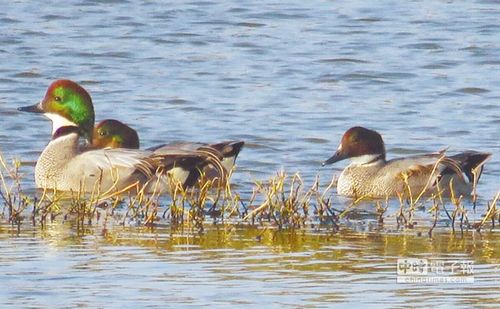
[
  {"left": 92, "top": 119, "right": 244, "bottom": 182},
  {"left": 18, "top": 79, "right": 226, "bottom": 193},
  {"left": 322, "top": 126, "right": 491, "bottom": 199}
]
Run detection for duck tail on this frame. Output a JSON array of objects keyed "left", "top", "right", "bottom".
[
  {"left": 153, "top": 153, "right": 219, "bottom": 188},
  {"left": 208, "top": 141, "right": 245, "bottom": 161},
  {"left": 448, "top": 151, "right": 492, "bottom": 183}
]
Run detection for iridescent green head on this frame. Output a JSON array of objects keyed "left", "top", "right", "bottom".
[
  {"left": 19, "top": 80, "right": 95, "bottom": 141},
  {"left": 92, "top": 119, "right": 140, "bottom": 149}
]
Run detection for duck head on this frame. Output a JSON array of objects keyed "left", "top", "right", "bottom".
[
  {"left": 92, "top": 119, "right": 140, "bottom": 149},
  {"left": 18, "top": 80, "right": 95, "bottom": 142},
  {"left": 323, "top": 126, "right": 386, "bottom": 166}
]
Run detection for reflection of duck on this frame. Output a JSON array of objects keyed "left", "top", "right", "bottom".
[
  {"left": 92, "top": 119, "right": 244, "bottom": 183},
  {"left": 323, "top": 126, "right": 491, "bottom": 198},
  {"left": 18, "top": 80, "right": 225, "bottom": 192}
]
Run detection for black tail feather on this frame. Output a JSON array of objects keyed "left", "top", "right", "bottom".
[
  {"left": 448, "top": 151, "right": 492, "bottom": 183},
  {"left": 209, "top": 141, "right": 245, "bottom": 160}
]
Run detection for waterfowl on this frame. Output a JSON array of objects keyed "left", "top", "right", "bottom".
[
  {"left": 18, "top": 80, "right": 223, "bottom": 193},
  {"left": 322, "top": 126, "right": 491, "bottom": 199},
  {"left": 92, "top": 119, "right": 244, "bottom": 181}
]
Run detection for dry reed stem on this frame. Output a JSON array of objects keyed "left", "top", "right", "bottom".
[
  {"left": 473, "top": 190, "right": 499, "bottom": 231},
  {"left": 0, "top": 152, "right": 497, "bottom": 234}
]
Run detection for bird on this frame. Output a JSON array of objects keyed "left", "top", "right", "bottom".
[
  {"left": 17, "top": 79, "right": 229, "bottom": 193},
  {"left": 91, "top": 119, "right": 244, "bottom": 184},
  {"left": 322, "top": 126, "right": 491, "bottom": 199}
]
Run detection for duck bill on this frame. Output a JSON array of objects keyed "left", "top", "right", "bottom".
[
  {"left": 18, "top": 102, "right": 43, "bottom": 113},
  {"left": 322, "top": 150, "right": 348, "bottom": 166}
]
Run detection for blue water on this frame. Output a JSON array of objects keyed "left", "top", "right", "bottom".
[{"left": 0, "top": 0, "right": 498, "bottom": 307}]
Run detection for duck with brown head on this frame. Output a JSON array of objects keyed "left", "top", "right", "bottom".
[
  {"left": 91, "top": 119, "right": 244, "bottom": 184},
  {"left": 323, "top": 126, "right": 491, "bottom": 199}
]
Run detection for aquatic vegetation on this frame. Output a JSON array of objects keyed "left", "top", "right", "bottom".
[
  {"left": 0, "top": 155, "right": 30, "bottom": 227},
  {"left": 0, "top": 153, "right": 498, "bottom": 236}
]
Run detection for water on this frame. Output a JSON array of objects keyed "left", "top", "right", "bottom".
[
  {"left": 1, "top": 223, "right": 499, "bottom": 308},
  {"left": 0, "top": 0, "right": 499, "bottom": 307}
]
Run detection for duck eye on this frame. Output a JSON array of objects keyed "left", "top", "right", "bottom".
[
  {"left": 54, "top": 96, "right": 62, "bottom": 102},
  {"left": 99, "top": 130, "right": 107, "bottom": 136}
]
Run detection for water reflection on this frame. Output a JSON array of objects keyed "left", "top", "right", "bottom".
[{"left": 0, "top": 221, "right": 498, "bottom": 307}]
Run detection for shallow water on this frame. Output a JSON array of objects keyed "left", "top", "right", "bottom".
[
  {"left": 0, "top": 222, "right": 499, "bottom": 308},
  {"left": 0, "top": 0, "right": 499, "bottom": 307}
]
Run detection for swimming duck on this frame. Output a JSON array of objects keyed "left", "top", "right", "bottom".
[
  {"left": 92, "top": 119, "right": 244, "bottom": 181},
  {"left": 91, "top": 119, "right": 244, "bottom": 181},
  {"left": 18, "top": 80, "right": 224, "bottom": 193},
  {"left": 322, "top": 126, "right": 491, "bottom": 199}
]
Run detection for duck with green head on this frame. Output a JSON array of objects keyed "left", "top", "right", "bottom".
[
  {"left": 92, "top": 119, "right": 244, "bottom": 183},
  {"left": 18, "top": 80, "right": 222, "bottom": 193}
]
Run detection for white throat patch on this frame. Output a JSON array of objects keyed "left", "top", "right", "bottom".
[
  {"left": 349, "top": 154, "right": 383, "bottom": 166},
  {"left": 45, "top": 113, "right": 78, "bottom": 135}
]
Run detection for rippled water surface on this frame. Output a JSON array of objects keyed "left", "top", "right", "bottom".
[
  {"left": 1, "top": 223, "right": 499, "bottom": 308},
  {"left": 0, "top": 0, "right": 499, "bottom": 307}
]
